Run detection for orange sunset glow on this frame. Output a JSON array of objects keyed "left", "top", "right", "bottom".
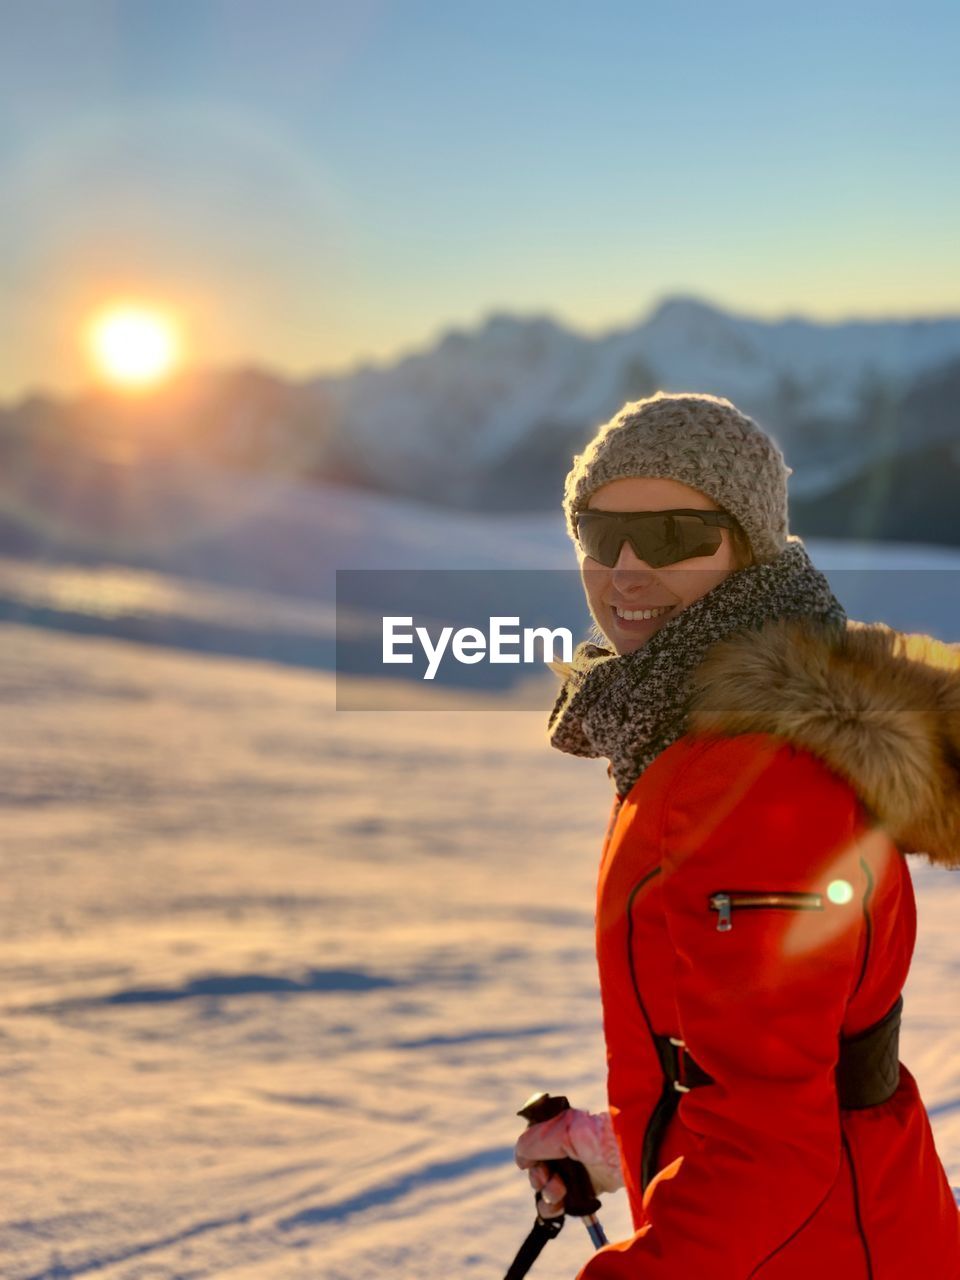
[{"left": 86, "top": 304, "right": 182, "bottom": 391}]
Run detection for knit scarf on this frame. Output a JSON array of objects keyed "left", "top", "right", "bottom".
[{"left": 547, "top": 538, "right": 846, "bottom": 798}]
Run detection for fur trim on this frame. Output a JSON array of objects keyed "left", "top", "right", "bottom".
[{"left": 687, "top": 617, "right": 960, "bottom": 868}]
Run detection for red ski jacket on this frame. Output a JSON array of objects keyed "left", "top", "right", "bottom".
[{"left": 579, "top": 620, "right": 960, "bottom": 1279}]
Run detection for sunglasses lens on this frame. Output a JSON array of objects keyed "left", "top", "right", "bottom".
[
  {"left": 661, "top": 515, "right": 723, "bottom": 566},
  {"left": 576, "top": 513, "right": 626, "bottom": 567},
  {"left": 577, "top": 513, "right": 723, "bottom": 567}
]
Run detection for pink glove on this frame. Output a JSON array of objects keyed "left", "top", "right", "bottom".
[{"left": 514, "top": 1108, "right": 624, "bottom": 1219}]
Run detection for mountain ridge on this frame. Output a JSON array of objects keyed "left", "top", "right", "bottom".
[{"left": 2, "top": 295, "right": 959, "bottom": 548}]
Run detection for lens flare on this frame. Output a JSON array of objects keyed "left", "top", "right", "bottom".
[{"left": 827, "top": 879, "right": 855, "bottom": 905}]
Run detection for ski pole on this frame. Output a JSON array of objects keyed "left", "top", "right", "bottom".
[{"left": 503, "top": 1091, "right": 609, "bottom": 1279}]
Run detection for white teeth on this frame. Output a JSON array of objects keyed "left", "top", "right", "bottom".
[{"left": 614, "top": 605, "right": 672, "bottom": 621}]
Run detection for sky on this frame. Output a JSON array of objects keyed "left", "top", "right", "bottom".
[{"left": 1, "top": 0, "right": 958, "bottom": 402}]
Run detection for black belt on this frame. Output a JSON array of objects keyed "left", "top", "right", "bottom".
[
  {"left": 641, "top": 994, "right": 903, "bottom": 1190},
  {"left": 835, "top": 993, "right": 903, "bottom": 1109}
]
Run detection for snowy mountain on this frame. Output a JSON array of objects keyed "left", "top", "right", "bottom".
[
  {"left": 315, "top": 296, "right": 960, "bottom": 509},
  {"left": 2, "top": 296, "right": 960, "bottom": 548}
]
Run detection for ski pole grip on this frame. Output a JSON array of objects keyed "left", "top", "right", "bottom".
[{"left": 517, "top": 1091, "right": 602, "bottom": 1218}]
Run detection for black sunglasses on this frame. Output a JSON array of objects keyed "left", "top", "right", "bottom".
[{"left": 575, "top": 508, "right": 739, "bottom": 569}]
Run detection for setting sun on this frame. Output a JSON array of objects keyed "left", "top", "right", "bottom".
[{"left": 86, "top": 305, "right": 181, "bottom": 390}]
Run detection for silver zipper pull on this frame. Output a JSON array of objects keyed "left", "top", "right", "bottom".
[{"left": 711, "top": 893, "right": 733, "bottom": 932}]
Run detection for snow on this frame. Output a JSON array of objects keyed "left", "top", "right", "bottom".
[
  {"left": 0, "top": 623, "right": 635, "bottom": 1277},
  {"left": 3, "top": 469, "right": 960, "bottom": 699},
  {"left": 2, "top": 477, "right": 960, "bottom": 1276}
]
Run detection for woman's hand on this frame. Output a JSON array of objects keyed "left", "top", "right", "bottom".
[{"left": 514, "top": 1107, "right": 624, "bottom": 1218}]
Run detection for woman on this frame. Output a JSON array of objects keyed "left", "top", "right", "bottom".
[{"left": 514, "top": 392, "right": 960, "bottom": 1278}]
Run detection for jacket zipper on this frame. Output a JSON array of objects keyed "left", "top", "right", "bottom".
[{"left": 709, "top": 890, "right": 824, "bottom": 932}]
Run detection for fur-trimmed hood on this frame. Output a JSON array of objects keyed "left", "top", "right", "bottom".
[{"left": 687, "top": 618, "right": 960, "bottom": 868}]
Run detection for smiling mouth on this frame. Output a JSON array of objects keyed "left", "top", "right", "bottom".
[{"left": 610, "top": 603, "right": 675, "bottom": 623}]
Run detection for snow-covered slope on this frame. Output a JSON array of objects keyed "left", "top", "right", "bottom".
[
  {"left": 0, "top": 470, "right": 959, "bottom": 689},
  {"left": 1, "top": 472, "right": 958, "bottom": 686}
]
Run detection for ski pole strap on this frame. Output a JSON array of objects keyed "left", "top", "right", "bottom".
[
  {"left": 503, "top": 1212, "right": 564, "bottom": 1280},
  {"left": 651, "top": 992, "right": 903, "bottom": 1110}
]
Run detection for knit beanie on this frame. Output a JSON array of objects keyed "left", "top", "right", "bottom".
[{"left": 563, "top": 392, "right": 793, "bottom": 565}]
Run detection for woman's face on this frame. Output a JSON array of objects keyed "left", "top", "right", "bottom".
[{"left": 578, "top": 476, "right": 743, "bottom": 655}]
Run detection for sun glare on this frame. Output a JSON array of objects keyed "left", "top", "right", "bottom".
[{"left": 87, "top": 305, "right": 181, "bottom": 390}]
